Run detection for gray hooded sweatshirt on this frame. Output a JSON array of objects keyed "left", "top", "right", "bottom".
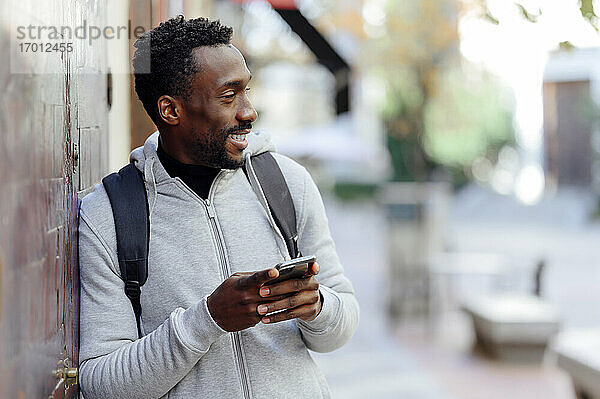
[{"left": 78, "top": 131, "right": 359, "bottom": 399}]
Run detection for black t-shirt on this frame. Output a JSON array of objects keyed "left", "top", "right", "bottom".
[{"left": 157, "top": 140, "right": 220, "bottom": 200}]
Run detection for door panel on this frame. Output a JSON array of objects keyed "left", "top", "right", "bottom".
[{"left": 543, "top": 80, "right": 593, "bottom": 186}]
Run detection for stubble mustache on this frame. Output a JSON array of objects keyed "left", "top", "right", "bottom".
[{"left": 223, "top": 122, "right": 253, "bottom": 136}]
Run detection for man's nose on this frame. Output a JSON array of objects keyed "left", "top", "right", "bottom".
[{"left": 237, "top": 97, "right": 258, "bottom": 124}]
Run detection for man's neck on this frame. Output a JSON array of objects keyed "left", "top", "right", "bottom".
[
  {"left": 158, "top": 134, "right": 201, "bottom": 166},
  {"left": 157, "top": 137, "right": 219, "bottom": 199}
]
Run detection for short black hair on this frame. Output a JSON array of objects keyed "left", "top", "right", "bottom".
[{"left": 132, "top": 15, "right": 233, "bottom": 123}]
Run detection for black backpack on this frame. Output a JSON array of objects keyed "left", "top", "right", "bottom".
[{"left": 102, "top": 152, "right": 299, "bottom": 337}]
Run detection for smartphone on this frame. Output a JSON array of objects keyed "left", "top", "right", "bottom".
[{"left": 265, "top": 255, "right": 316, "bottom": 286}]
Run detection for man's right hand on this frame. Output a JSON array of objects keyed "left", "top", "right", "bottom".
[{"left": 207, "top": 267, "right": 280, "bottom": 332}]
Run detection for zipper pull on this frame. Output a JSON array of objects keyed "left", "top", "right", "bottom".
[{"left": 206, "top": 201, "right": 216, "bottom": 219}]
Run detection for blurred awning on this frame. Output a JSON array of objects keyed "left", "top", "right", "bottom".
[
  {"left": 273, "top": 115, "right": 391, "bottom": 182},
  {"left": 230, "top": 0, "right": 350, "bottom": 114}
]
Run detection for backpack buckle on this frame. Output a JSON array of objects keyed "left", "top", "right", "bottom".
[{"left": 125, "top": 280, "right": 141, "bottom": 299}]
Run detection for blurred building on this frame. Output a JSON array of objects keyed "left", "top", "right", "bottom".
[
  {"left": 543, "top": 47, "right": 600, "bottom": 189},
  {"left": 210, "top": 0, "right": 390, "bottom": 185}
]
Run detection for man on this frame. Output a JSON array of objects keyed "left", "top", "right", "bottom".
[{"left": 78, "top": 16, "right": 358, "bottom": 399}]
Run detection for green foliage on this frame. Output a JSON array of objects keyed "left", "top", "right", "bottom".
[
  {"left": 380, "top": 69, "right": 424, "bottom": 124},
  {"left": 381, "top": 69, "right": 436, "bottom": 182},
  {"left": 559, "top": 41, "right": 576, "bottom": 50},
  {"left": 480, "top": 1, "right": 598, "bottom": 31},
  {"left": 580, "top": 0, "right": 599, "bottom": 31},
  {"left": 367, "top": 0, "right": 461, "bottom": 182},
  {"left": 483, "top": 12, "right": 499, "bottom": 25},
  {"left": 515, "top": 3, "right": 541, "bottom": 23},
  {"left": 380, "top": 65, "right": 514, "bottom": 182},
  {"left": 386, "top": 134, "right": 427, "bottom": 181},
  {"left": 332, "top": 182, "right": 379, "bottom": 202},
  {"left": 423, "top": 69, "right": 515, "bottom": 168}
]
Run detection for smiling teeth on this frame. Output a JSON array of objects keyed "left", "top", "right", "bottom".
[{"left": 229, "top": 133, "right": 247, "bottom": 142}]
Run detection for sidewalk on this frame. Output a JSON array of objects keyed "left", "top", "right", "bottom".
[
  {"left": 312, "top": 186, "right": 595, "bottom": 398},
  {"left": 312, "top": 198, "right": 452, "bottom": 398}
]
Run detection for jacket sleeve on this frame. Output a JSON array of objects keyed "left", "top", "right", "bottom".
[
  {"left": 78, "top": 209, "right": 227, "bottom": 399},
  {"left": 295, "top": 169, "right": 360, "bottom": 353}
]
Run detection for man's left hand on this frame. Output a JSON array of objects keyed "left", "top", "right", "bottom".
[{"left": 256, "top": 262, "right": 322, "bottom": 323}]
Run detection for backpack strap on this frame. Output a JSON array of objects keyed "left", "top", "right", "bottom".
[
  {"left": 244, "top": 152, "right": 300, "bottom": 259},
  {"left": 102, "top": 162, "right": 149, "bottom": 337}
]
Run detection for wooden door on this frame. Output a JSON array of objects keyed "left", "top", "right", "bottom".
[{"left": 544, "top": 80, "right": 593, "bottom": 186}]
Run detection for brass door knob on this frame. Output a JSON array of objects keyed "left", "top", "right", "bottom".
[{"left": 51, "top": 358, "right": 78, "bottom": 390}]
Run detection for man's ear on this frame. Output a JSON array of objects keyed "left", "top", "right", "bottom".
[{"left": 157, "top": 95, "right": 181, "bottom": 126}]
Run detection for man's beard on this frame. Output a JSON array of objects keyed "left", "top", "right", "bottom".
[{"left": 189, "top": 123, "right": 251, "bottom": 169}]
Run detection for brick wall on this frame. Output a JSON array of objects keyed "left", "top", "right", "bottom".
[{"left": 0, "top": 1, "right": 109, "bottom": 398}]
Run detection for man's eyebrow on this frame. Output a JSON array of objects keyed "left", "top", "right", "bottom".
[{"left": 220, "top": 74, "right": 252, "bottom": 89}]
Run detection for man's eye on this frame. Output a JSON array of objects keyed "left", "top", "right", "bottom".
[{"left": 221, "top": 90, "right": 235, "bottom": 98}]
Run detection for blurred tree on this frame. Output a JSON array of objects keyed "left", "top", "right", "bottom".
[
  {"left": 423, "top": 69, "right": 514, "bottom": 171},
  {"left": 362, "top": 0, "right": 596, "bottom": 183},
  {"left": 362, "top": 0, "right": 461, "bottom": 181},
  {"left": 308, "top": 0, "right": 595, "bottom": 183}
]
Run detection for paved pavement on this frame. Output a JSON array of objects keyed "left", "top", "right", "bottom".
[
  {"left": 312, "top": 198, "right": 453, "bottom": 399},
  {"left": 312, "top": 184, "right": 600, "bottom": 398}
]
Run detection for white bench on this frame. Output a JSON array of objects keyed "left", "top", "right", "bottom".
[
  {"left": 551, "top": 329, "right": 600, "bottom": 399},
  {"left": 463, "top": 294, "right": 561, "bottom": 361},
  {"left": 429, "top": 252, "right": 506, "bottom": 314}
]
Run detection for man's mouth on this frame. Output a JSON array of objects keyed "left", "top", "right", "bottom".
[
  {"left": 227, "top": 129, "right": 250, "bottom": 151},
  {"left": 228, "top": 132, "right": 248, "bottom": 143}
]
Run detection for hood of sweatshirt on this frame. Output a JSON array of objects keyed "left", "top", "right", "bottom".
[
  {"left": 130, "top": 130, "right": 276, "bottom": 179},
  {"left": 129, "top": 130, "right": 277, "bottom": 215}
]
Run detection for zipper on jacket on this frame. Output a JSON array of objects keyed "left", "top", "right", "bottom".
[{"left": 204, "top": 176, "right": 252, "bottom": 399}]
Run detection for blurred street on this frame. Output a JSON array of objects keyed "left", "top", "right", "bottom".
[
  {"left": 312, "top": 196, "right": 451, "bottom": 399},
  {"left": 313, "top": 183, "right": 600, "bottom": 399}
]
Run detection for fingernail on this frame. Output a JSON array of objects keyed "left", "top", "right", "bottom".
[
  {"left": 268, "top": 269, "right": 277, "bottom": 278},
  {"left": 257, "top": 305, "right": 268, "bottom": 314},
  {"left": 260, "top": 288, "right": 270, "bottom": 296},
  {"left": 262, "top": 317, "right": 270, "bottom": 324}
]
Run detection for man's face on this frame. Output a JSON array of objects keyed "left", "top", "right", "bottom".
[{"left": 177, "top": 44, "right": 257, "bottom": 169}]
